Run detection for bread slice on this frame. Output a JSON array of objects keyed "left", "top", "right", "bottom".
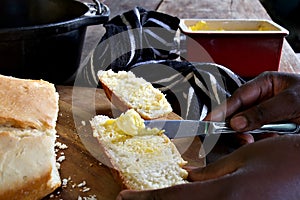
[
  {"left": 98, "top": 70, "right": 172, "bottom": 119},
  {"left": 90, "top": 109, "right": 188, "bottom": 190},
  {"left": 0, "top": 74, "right": 60, "bottom": 200}
]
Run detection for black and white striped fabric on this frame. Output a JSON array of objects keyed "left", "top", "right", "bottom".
[{"left": 75, "top": 7, "right": 245, "bottom": 120}]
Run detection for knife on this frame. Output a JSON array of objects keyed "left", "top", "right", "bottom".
[{"left": 144, "top": 120, "right": 300, "bottom": 139}]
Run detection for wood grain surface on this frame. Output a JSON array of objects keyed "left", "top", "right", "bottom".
[{"left": 43, "top": 86, "right": 205, "bottom": 200}]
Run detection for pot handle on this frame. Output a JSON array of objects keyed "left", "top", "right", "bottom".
[
  {"left": 80, "top": 0, "right": 110, "bottom": 26},
  {"left": 92, "top": 0, "right": 103, "bottom": 15},
  {"left": 87, "top": 0, "right": 109, "bottom": 15}
]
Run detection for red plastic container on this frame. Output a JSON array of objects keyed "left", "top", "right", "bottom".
[{"left": 179, "top": 19, "right": 289, "bottom": 78}]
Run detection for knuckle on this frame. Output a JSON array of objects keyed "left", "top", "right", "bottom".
[
  {"left": 248, "top": 105, "right": 265, "bottom": 126},
  {"left": 254, "top": 104, "right": 264, "bottom": 120}
]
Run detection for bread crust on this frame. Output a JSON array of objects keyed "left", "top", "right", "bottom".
[
  {"left": 0, "top": 74, "right": 59, "bottom": 131},
  {"left": 101, "top": 81, "right": 131, "bottom": 114}
]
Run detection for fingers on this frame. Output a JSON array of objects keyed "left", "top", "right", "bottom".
[
  {"left": 188, "top": 151, "right": 243, "bottom": 181},
  {"left": 206, "top": 72, "right": 300, "bottom": 132},
  {"left": 116, "top": 184, "right": 202, "bottom": 200},
  {"left": 204, "top": 73, "right": 273, "bottom": 122},
  {"left": 223, "top": 133, "right": 255, "bottom": 146},
  {"left": 116, "top": 190, "right": 150, "bottom": 200},
  {"left": 230, "top": 89, "right": 300, "bottom": 132},
  {"left": 188, "top": 134, "right": 282, "bottom": 182}
]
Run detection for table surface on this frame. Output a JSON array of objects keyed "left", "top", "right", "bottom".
[
  {"left": 82, "top": 0, "right": 300, "bottom": 74},
  {"left": 44, "top": 1, "right": 300, "bottom": 199},
  {"left": 43, "top": 86, "right": 204, "bottom": 200}
]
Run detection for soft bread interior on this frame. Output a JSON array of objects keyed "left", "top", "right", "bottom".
[
  {"left": 90, "top": 109, "right": 188, "bottom": 190},
  {"left": 98, "top": 70, "right": 172, "bottom": 119},
  {"left": 0, "top": 129, "right": 60, "bottom": 199}
]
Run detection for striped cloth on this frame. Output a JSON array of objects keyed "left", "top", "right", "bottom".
[{"left": 75, "top": 7, "right": 245, "bottom": 120}]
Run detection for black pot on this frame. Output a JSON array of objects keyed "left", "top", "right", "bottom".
[{"left": 0, "top": 0, "right": 109, "bottom": 84}]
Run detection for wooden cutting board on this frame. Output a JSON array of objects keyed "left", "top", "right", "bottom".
[{"left": 43, "top": 86, "right": 205, "bottom": 200}]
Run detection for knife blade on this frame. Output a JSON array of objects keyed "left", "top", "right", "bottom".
[{"left": 144, "top": 120, "right": 300, "bottom": 139}]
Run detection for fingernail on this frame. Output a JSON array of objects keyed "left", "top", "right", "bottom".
[{"left": 231, "top": 116, "right": 248, "bottom": 131}]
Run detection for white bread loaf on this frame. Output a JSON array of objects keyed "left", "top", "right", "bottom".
[
  {"left": 90, "top": 109, "right": 188, "bottom": 190},
  {"left": 98, "top": 70, "right": 172, "bottom": 119},
  {"left": 0, "top": 74, "right": 61, "bottom": 200}
]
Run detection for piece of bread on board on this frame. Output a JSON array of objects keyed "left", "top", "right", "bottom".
[
  {"left": 90, "top": 109, "right": 188, "bottom": 190},
  {"left": 98, "top": 69, "right": 172, "bottom": 119},
  {"left": 0, "top": 74, "right": 61, "bottom": 200}
]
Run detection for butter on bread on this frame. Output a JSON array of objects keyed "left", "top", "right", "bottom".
[
  {"left": 90, "top": 109, "right": 188, "bottom": 190},
  {"left": 0, "top": 74, "right": 61, "bottom": 200},
  {"left": 98, "top": 70, "right": 172, "bottom": 119}
]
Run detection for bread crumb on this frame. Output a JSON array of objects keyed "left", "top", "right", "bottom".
[
  {"left": 57, "top": 155, "right": 66, "bottom": 163},
  {"left": 61, "top": 176, "right": 72, "bottom": 188},
  {"left": 55, "top": 142, "right": 68, "bottom": 150},
  {"left": 82, "top": 187, "right": 91, "bottom": 192},
  {"left": 77, "top": 181, "right": 86, "bottom": 188},
  {"left": 56, "top": 162, "right": 61, "bottom": 170},
  {"left": 78, "top": 195, "right": 97, "bottom": 200},
  {"left": 81, "top": 121, "right": 86, "bottom": 126},
  {"left": 62, "top": 178, "right": 69, "bottom": 187}
]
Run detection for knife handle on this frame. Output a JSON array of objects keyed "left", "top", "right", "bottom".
[
  {"left": 215, "top": 122, "right": 300, "bottom": 134},
  {"left": 256, "top": 123, "right": 300, "bottom": 134}
]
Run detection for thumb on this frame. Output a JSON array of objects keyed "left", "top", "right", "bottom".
[
  {"left": 116, "top": 184, "right": 199, "bottom": 200},
  {"left": 116, "top": 190, "right": 150, "bottom": 200},
  {"left": 188, "top": 152, "right": 243, "bottom": 181}
]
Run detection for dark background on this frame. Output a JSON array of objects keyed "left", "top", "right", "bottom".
[{"left": 260, "top": 0, "right": 300, "bottom": 53}]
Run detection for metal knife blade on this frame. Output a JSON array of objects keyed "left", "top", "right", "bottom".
[{"left": 144, "top": 120, "right": 300, "bottom": 139}]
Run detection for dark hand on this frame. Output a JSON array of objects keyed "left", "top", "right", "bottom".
[
  {"left": 116, "top": 135, "right": 300, "bottom": 200},
  {"left": 205, "top": 71, "right": 300, "bottom": 131},
  {"left": 203, "top": 72, "right": 300, "bottom": 144}
]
